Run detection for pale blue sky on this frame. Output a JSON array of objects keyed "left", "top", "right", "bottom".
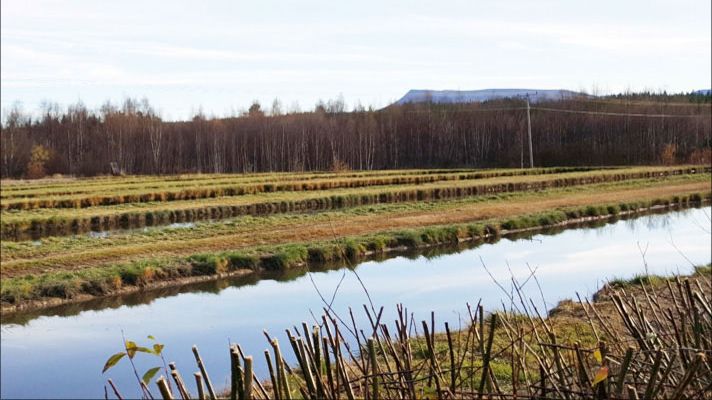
[{"left": 2, "top": 0, "right": 710, "bottom": 120}]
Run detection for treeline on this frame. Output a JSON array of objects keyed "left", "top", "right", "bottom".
[{"left": 1, "top": 93, "right": 711, "bottom": 178}]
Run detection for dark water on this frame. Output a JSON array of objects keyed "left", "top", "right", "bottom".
[{"left": 1, "top": 207, "right": 710, "bottom": 399}]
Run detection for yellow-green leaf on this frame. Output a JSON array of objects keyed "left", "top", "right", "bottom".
[
  {"left": 592, "top": 366, "right": 609, "bottom": 386},
  {"left": 136, "top": 347, "right": 154, "bottom": 355},
  {"left": 142, "top": 367, "right": 161, "bottom": 385},
  {"left": 153, "top": 344, "right": 164, "bottom": 355},
  {"left": 147, "top": 335, "right": 156, "bottom": 340},
  {"left": 102, "top": 352, "right": 126, "bottom": 373},
  {"left": 126, "top": 341, "right": 138, "bottom": 359},
  {"left": 593, "top": 349, "right": 602, "bottom": 364}
]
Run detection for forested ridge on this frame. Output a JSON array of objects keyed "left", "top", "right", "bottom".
[{"left": 1, "top": 92, "right": 710, "bottom": 178}]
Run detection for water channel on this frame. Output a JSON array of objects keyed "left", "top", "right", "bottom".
[{"left": 1, "top": 207, "right": 710, "bottom": 398}]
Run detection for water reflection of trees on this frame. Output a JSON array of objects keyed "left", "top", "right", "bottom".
[{"left": 623, "top": 205, "right": 699, "bottom": 233}]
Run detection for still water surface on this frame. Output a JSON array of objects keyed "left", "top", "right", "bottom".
[{"left": 1, "top": 207, "right": 710, "bottom": 399}]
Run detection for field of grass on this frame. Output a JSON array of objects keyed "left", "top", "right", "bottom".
[
  {"left": 1, "top": 166, "right": 710, "bottom": 310},
  {"left": 1, "top": 165, "right": 706, "bottom": 240}
]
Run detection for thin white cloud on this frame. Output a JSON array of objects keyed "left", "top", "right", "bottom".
[{"left": 2, "top": 0, "right": 710, "bottom": 118}]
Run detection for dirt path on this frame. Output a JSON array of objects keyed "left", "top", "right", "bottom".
[{"left": 2, "top": 181, "right": 709, "bottom": 278}]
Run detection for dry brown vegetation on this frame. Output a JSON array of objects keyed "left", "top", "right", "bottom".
[{"left": 103, "top": 267, "right": 712, "bottom": 399}]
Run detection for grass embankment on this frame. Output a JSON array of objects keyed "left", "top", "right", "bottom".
[
  {"left": 606, "top": 264, "right": 712, "bottom": 289},
  {"left": 2, "top": 187, "right": 709, "bottom": 311},
  {"left": 1, "top": 165, "right": 705, "bottom": 240}
]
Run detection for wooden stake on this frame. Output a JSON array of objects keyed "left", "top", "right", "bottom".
[
  {"left": 230, "top": 346, "right": 244, "bottom": 400},
  {"left": 192, "top": 346, "right": 216, "bottom": 400},
  {"left": 244, "top": 356, "right": 254, "bottom": 400},
  {"left": 271, "top": 339, "right": 292, "bottom": 400},
  {"left": 156, "top": 376, "right": 174, "bottom": 400},
  {"left": 264, "top": 350, "right": 279, "bottom": 400},
  {"left": 194, "top": 373, "right": 205, "bottom": 400},
  {"left": 368, "top": 338, "right": 379, "bottom": 400},
  {"left": 169, "top": 363, "right": 192, "bottom": 400}
]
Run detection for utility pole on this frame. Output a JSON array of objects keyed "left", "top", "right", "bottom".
[
  {"left": 520, "top": 130, "right": 524, "bottom": 169},
  {"left": 526, "top": 97, "right": 534, "bottom": 168}
]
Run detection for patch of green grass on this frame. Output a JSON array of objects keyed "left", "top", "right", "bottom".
[
  {"left": 188, "top": 254, "right": 230, "bottom": 275},
  {"left": 693, "top": 264, "right": 711, "bottom": 276},
  {"left": 225, "top": 252, "right": 259, "bottom": 270},
  {"left": 261, "top": 245, "right": 309, "bottom": 270},
  {"left": 609, "top": 273, "right": 668, "bottom": 289},
  {"left": 608, "top": 263, "right": 712, "bottom": 290}
]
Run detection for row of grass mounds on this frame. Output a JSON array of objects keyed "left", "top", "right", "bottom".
[
  {"left": 2, "top": 191, "right": 708, "bottom": 307},
  {"left": 0, "top": 166, "right": 605, "bottom": 209},
  {"left": 2, "top": 167, "right": 706, "bottom": 241}
]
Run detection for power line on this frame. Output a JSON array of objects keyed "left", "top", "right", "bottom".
[
  {"left": 530, "top": 106, "right": 707, "bottom": 118},
  {"left": 566, "top": 98, "right": 712, "bottom": 108},
  {"left": 398, "top": 105, "right": 709, "bottom": 118},
  {"left": 401, "top": 106, "right": 527, "bottom": 113},
  {"left": 547, "top": 94, "right": 712, "bottom": 107}
]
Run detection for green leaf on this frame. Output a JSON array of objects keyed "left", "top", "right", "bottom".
[
  {"left": 102, "top": 352, "right": 126, "bottom": 373},
  {"left": 153, "top": 343, "right": 164, "bottom": 355},
  {"left": 141, "top": 367, "right": 161, "bottom": 385},
  {"left": 147, "top": 335, "right": 156, "bottom": 341}
]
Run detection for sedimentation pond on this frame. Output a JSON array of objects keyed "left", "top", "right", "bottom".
[{"left": 1, "top": 207, "right": 711, "bottom": 399}]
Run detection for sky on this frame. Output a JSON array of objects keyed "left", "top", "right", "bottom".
[{"left": 1, "top": 0, "right": 710, "bottom": 120}]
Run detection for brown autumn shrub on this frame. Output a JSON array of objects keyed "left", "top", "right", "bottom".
[
  {"left": 687, "top": 147, "right": 711, "bottom": 165},
  {"left": 660, "top": 143, "right": 677, "bottom": 165},
  {"left": 330, "top": 158, "right": 351, "bottom": 173},
  {"left": 25, "top": 144, "right": 52, "bottom": 179}
]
